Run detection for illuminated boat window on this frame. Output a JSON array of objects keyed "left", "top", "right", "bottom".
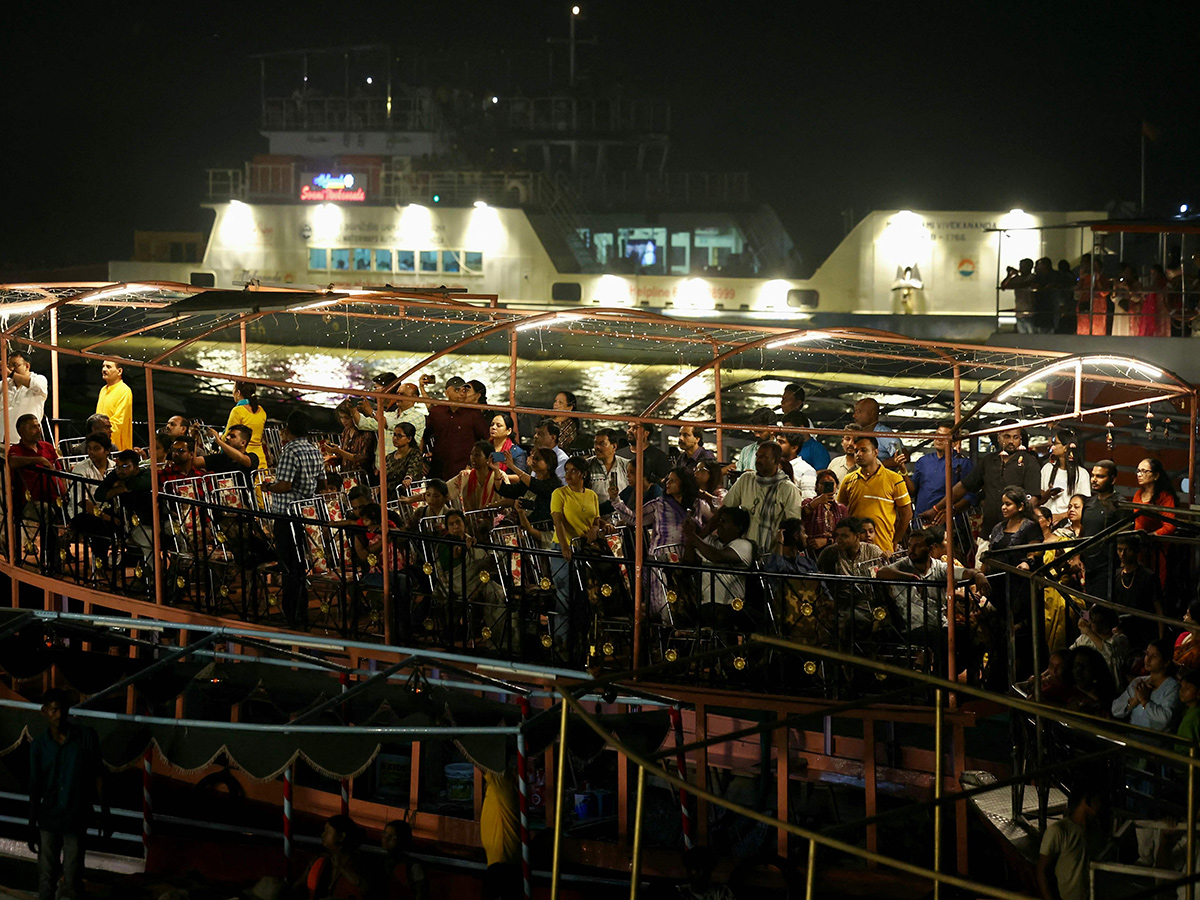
[
  {"left": 419, "top": 250, "right": 438, "bottom": 273},
  {"left": 396, "top": 250, "right": 415, "bottom": 272},
  {"left": 353, "top": 248, "right": 371, "bottom": 271},
  {"left": 442, "top": 251, "right": 461, "bottom": 274},
  {"left": 464, "top": 251, "right": 483, "bottom": 272},
  {"left": 307, "top": 248, "right": 328, "bottom": 271},
  {"left": 331, "top": 248, "right": 351, "bottom": 271},
  {"left": 375, "top": 249, "right": 393, "bottom": 272}
]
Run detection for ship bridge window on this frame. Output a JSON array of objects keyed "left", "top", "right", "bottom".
[
  {"left": 787, "top": 289, "right": 819, "bottom": 309},
  {"left": 419, "top": 251, "right": 438, "bottom": 273},
  {"left": 331, "top": 249, "right": 351, "bottom": 271},
  {"left": 442, "top": 251, "right": 461, "bottom": 274},
  {"left": 353, "top": 248, "right": 372, "bottom": 271},
  {"left": 308, "top": 248, "right": 328, "bottom": 271},
  {"left": 375, "top": 249, "right": 393, "bottom": 272},
  {"left": 396, "top": 250, "right": 415, "bottom": 272},
  {"left": 464, "top": 251, "right": 483, "bottom": 272}
]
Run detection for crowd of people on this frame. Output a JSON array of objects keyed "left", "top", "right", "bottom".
[
  {"left": 1000, "top": 249, "right": 1200, "bottom": 337},
  {"left": 3, "top": 354, "right": 1195, "bottom": 677}
]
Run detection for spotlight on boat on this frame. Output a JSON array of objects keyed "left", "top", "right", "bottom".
[
  {"left": 1182, "top": 204, "right": 1191, "bottom": 214},
  {"left": 473, "top": 200, "right": 489, "bottom": 208},
  {"left": 572, "top": 5, "right": 580, "bottom": 14},
  {"left": 491, "top": 96, "right": 498, "bottom": 104}
]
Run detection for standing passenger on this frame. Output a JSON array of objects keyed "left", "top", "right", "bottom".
[{"left": 95, "top": 359, "right": 133, "bottom": 451}]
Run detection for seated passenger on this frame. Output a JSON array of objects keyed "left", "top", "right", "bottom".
[
  {"left": 1071, "top": 605, "right": 1130, "bottom": 688},
  {"left": 533, "top": 419, "right": 568, "bottom": 480},
  {"left": 94, "top": 450, "right": 155, "bottom": 578},
  {"left": 494, "top": 446, "right": 560, "bottom": 526},
  {"left": 196, "top": 424, "right": 258, "bottom": 478},
  {"left": 372, "top": 819, "right": 429, "bottom": 900},
  {"left": 69, "top": 432, "right": 114, "bottom": 517},
  {"left": 817, "top": 516, "right": 884, "bottom": 639},
  {"left": 291, "top": 814, "right": 366, "bottom": 900},
  {"left": 877, "top": 528, "right": 990, "bottom": 644},
  {"left": 800, "top": 469, "right": 847, "bottom": 555},
  {"left": 682, "top": 506, "right": 754, "bottom": 629},
  {"left": 384, "top": 421, "right": 424, "bottom": 490},
  {"left": 163, "top": 435, "right": 207, "bottom": 484},
  {"left": 322, "top": 399, "right": 377, "bottom": 475},
  {"left": 1112, "top": 637, "right": 1180, "bottom": 731},
  {"left": 447, "top": 441, "right": 503, "bottom": 511},
  {"left": 674, "top": 424, "right": 716, "bottom": 472},
  {"left": 407, "top": 479, "right": 451, "bottom": 528}
]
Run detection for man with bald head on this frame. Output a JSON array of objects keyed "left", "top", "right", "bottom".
[{"left": 851, "top": 398, "right": 900, "bottom": 467}]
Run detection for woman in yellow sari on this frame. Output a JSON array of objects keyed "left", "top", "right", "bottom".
[{"left": 1034, "top": 497, "right": 1085, "bottom": 653}]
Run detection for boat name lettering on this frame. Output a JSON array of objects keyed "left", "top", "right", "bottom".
[{"left": 300, "top": 185, "right": 367, "bottom": 202}]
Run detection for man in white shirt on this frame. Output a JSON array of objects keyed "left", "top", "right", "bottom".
[
  {"left": 4, "top": 350, "right": 48, "bottom": 445},
  {"left": 828, "top": 428, "right": 857, "bottom": 485},
  {"left": 683, "top": 507, "right": 754, "bottom": 628}
]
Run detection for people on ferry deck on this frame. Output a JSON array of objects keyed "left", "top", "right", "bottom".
[
  {"left": 817, "top": 516, "right": 885, "bottom": 632},
  {"left": 1109, "top": 532, "right": 1162, "bottom": 650},
  {"left": 1036, "top": 785, "right": 1105, "bottom": 900},
  {"left": 494, "top": 446, "right": 560, "bottom": 525},
  {"left": 950, "top": 419, "right": 1041, "bottom": 555},
  {"left": 1071, "top": 604, "right": 1129, "bottom": 689},
  {"left": 488, "top": 412, "right": 526, "bottom": 472},
  {"left": 533, "top": 419, "right": 568, "bottom": 480},
  {"left": 782, "top": 410, "right": 831, "bottom": 470},
  {"left": 694, "top": 457, "right": 726, "bottom": 525},
  {"left": 851, "top": 397, "right": 901, "bottom": 467},
  {"left": 68, "top": 433, "right": 113, "bottom": 517},
  {"left": 551, "top": 390, "right": 579, "bottom": 451},
  {"left": 423, "top": 375, "right": 489, "bottom": 480},
  {"left": 1001, "top": 257, "right": 1040, "bottom": 333},
  {"left": 195, "top": 424, "right": 259, "bottom": 478},
  {"left": 10, "top": 416, "right": 62, "bottom": 532},
  {"left": 1111, "top": 637, "right": 1180, "bottom": 731},
  {"left": 1078, "top": 460, "right": 1120, "bottom": 600},
  {"left": 777, "top": 427, "right": 819, "bottom": 487},
  {"left": 262, "top": 411, "right": 325, "bottom": 630},
  {"left": 907, "top": 423, "right": 975, "bottom": 557},
  {"left": 621, "top": 421, "right": 671, "bottom": 485},
  {"left": 674, "top": 424, "right": 716, "bottom": 472},
  {"left": 1132, "top": 457, "right": 1176, "bottom": 591},
  {"left": 1074, "top": 253, "right": 1111, "bottom": 336},
  {"left": 448, "top": 441, "right": 504, "bottom": 511},
  {"left": 1111, "top": 261, "right": 1139, "bottom": 337},
  {"left": 292, "top": 814, "right": 366, "bottom": 900},
  {"left": 828, "top": 427, "right": 857, "bottom": 486},
  {"left": 780, "top": 382, "right": 814, "bottom": 430},
  {"left": 332, "top": 400, "right": 379, "bottom": 476},
  {"left": 95, "top": 359, "right": 133, "bottom": 451},
  {"left": 837, "top": 436, "right": 911, "bottom": 554},
  {"left": 163, "top": 435, "right": 206, "bottom": 484},
  {"left": 394, "top": 382, "right": 426, "bottom": 448},
  {"left": 352, "top": 372, "right": 402, "bottom": 438},
  {"left": 1051, "top": 259, "right": 1077, "bottom": 334},
  {"left": 1175, "top": 597, "right": 1200, "bottom": 672},
  {"left": 93, "top": 450, "right": 155, "bottom": 581},
  {"left": 384, "top": 422, "right": 424, "bottom": 490},
  {"left": 1028, "top": 257, "right": 1057, "bottom": 334},
  {"left": 800, "top": 468, "right": 847, "bottom": 555},
  {"left": 550, "top": 455, "right": 605, "bottom": 662},
  {"left": 718, "top": 439, "right": 805, "bottom": 556},
  {"left": 3, "top": 349, "right": 48, "bottom": 446},
  {"left": 735, "top": 407, "right": 779, "bottom": 473},
  {"left": 407, "top": 478, "right": 451, "bottom": 528},
  {"left": 682, "top": 506, "right": 754, "bottom": 630},
  {"left": 981, "top": 485, "right": 1042, "bottom": 686},
  {"left": 1040, "top": 429, "right": 1089, "bottom": 526},
  {"left": 224, "top": 381, "right": 267, "bottom": 468},
  {"left": 585, "top": 428, "right": 629, "bottom": 517}
]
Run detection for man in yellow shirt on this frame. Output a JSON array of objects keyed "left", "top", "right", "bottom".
[
  {"left": 95, "top": 360, "right": 133, "bottom": 451},
  {"left": 837, "top": 436, "right": 912, "bottom": 553}
]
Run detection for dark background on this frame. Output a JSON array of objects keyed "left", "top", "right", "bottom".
[{"left": 4, "top": 1, "right": 1198, "bottom": 275}]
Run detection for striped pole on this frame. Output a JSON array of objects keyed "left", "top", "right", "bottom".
[
  {"left": 669, "top": 705, "right": 693, "bottom": 849},
  {"left": 283, "top": 764, "right": 294, "bottom": 863},
  {"left": 142, "top": 746, "right": 153, "bottom": 856},
  {"left": 517, "top": 696, "right": 532, "bottom": 900},
  {"left": 339, "top": 673, "right": 350, "bottom": 816}
]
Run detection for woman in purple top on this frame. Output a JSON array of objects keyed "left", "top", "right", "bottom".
[{"left": 613, "top": 466, "right": 700, "bottom": 617}]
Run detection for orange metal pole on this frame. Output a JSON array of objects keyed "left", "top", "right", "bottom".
[
  {"left": 144, "top": 368, "right": 165, "bottom": 606},
  {"left": 376, "top": 393, "right": 392, "bottom": 644},
  {"left": 1190, "top": 391, "right": 1196, "bottom": 506},
  {"left": 50, "top": 308, "right": 60, "bottom": 446},
  {"left": 240, "top": 321, "right": 248, "bottom": 377},
  {"left": 2, "top": 341, "right": 13, "bottom": 569}
]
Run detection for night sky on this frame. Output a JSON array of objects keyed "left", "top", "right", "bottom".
[{"left": 4, "top": 1, "right": 1199, "bottom": 276}]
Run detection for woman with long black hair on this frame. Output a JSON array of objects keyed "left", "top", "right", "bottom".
[{"left": 1039, "top": 428, "right": 1088, "bottom": 526}]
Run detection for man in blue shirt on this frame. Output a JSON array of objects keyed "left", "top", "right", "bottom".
[
  {"left": 852, "top": 398, "right": 901, "bottom": 466},
  {"left": 28, "top": 689, "right": 107, "bottom": 900},
  {"left": 264, "top": 411, "right": 325, "bottom": 629},
  {"left": 905, "top": 422, "right": 975, "bottom": 558}
]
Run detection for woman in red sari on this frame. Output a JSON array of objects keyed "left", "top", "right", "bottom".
[
  {"left": 1074, "top": 254, "right": 1111, "bottom": 336},
  {"left": 1132, "top": 456, "right": 1177, "bottom": 589}
]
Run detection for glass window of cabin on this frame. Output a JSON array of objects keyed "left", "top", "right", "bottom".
[
  {"left": 441, "top": 251, "right": 461, "bottom": 274},
  {"left": 463, "top": 252, "right": 483, "bottom": 273},
  {"left": 308, "top": 248, "right": 328, "bottom": 270},
  {"left": 396, "top": 250, "right": 415, "bottom": 272},
  {"left": 375, "top": 249, "right": 393, "bottom": 272},
  {"left": 419, "top": 250, "right": 439, "bottom": 273},
  {"left": 330, "top": 249, "right": 351, "bottom": 271},
  {"left": 353, "top": 248, "right": 371, "bottom": 271}
]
